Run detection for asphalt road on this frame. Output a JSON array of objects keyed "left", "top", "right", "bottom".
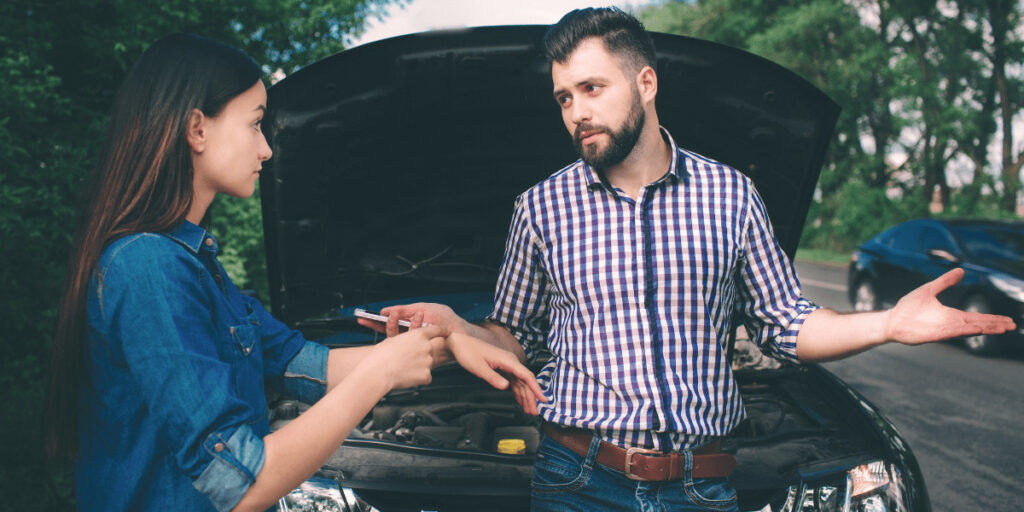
[{"left": 794, "top": 260, "right": 1024, "bottom": 512}]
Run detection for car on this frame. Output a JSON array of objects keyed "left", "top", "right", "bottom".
[
  {"left": 848, "top": 218, "right": 1024, "bottom": 355},
  {"left": 260, "top": 25, "right": 929, "bottom": 512}
]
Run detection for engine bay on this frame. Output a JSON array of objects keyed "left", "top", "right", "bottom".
[{"left": 269, "top": 340, "right": 880, "bottom": 511}]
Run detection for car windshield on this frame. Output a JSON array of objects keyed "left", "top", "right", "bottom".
[{"left": 949, "top": 224, "right": 1024, "bottom": 261}]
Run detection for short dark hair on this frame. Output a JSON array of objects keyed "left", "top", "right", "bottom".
[{"left": 542, "top": 7, "right": 656, "bottom": 73}]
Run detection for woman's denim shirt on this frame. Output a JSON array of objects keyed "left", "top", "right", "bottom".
[{"left": 77, "top": 221, "right": 330, "bottom": 511}]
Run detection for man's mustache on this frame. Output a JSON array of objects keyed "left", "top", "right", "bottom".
[{"left": 573, "top": 123, "right": 609, "bottom": 143}]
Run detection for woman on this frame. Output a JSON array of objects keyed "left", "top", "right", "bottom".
[{"left": 44, "top": 33, "right": 542, "bottom": 511}]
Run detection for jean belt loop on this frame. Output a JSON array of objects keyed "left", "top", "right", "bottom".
[
  {"left": 583, "top": 433, "right": 603, "bottom": 471},
  {"left": 683, "top": 449, "right": 695, "bottom": 484}
]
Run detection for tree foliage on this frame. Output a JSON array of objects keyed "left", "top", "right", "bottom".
[
  {"left": 0, "top": 0, "right": 400, "bottom": 508},
  {"left": 640, "top": 0, "right": 1023, "bottom": 252}
]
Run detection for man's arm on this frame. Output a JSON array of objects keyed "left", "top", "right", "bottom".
[
  {"left": 364, "top": 304, "right": 526, "bottom": 363},
  {"left": 796, "top": 268, "right": 1016, "bottom": 362},
  {"left": 360, "top": 197, "right": 550, "bottom": 413},
  {"left": 358, "top": 304, "right": 544, "bottom": 414}
]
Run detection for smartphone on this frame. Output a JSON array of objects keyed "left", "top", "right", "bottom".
[{"left": 354, "top": 308, "right": 412, "bottom": 329}]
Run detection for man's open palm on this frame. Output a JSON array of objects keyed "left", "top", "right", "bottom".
[{"left": 886, "top": 268, "right": 1016, "bottom": 344}]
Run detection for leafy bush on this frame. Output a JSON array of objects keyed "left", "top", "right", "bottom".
[
  {"left": 801, "top": 181, "right": 929, "bottom": 253},
  {"left": 210, "top": 188, "right": 271, "bottom": 303}
]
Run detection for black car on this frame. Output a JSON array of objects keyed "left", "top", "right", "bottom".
[
  {"left": 847, "top": 218, "right": 1024, "bottom": 355},
  {"left": 261, "top": 26, "right": 928, "bottom": 512}
]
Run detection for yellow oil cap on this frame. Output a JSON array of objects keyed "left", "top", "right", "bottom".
[{"left": 497, "top": 439, "right": 526, "bottom": 455}]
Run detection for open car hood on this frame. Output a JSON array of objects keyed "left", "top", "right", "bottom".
[{"left": 261, "top": 26, "right": 839, "bottom": 325}]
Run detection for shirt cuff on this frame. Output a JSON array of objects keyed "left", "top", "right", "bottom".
[
  {"left": 767, "top": 298, "right": 820, "bottom": 364},
  {"left": 485, "top": 314, "right": 546, "bottom": 365},
  {"left": 193, "top": 424, "right": 265, "bottom": 512},
  {"left": 282, "top": 341, "right": 329, "bottom": 404}
]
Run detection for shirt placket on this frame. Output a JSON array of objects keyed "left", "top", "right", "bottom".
[
  {"left": 200, "top": 236, "right": 228, "bottom": 294},
  {"left": 634, "top": 185, "right": 673, "bottom": 451},
  {"left": 605, "top": 184, "right": 664, "bottom": 447}
]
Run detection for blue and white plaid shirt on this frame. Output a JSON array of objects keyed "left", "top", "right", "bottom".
[{"left": 488, "top": 128, "right": 818, "bottom": 452}]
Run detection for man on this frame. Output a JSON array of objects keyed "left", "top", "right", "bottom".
[{"left": 362, "top": 7, "right": 1016, "bottom": 511}]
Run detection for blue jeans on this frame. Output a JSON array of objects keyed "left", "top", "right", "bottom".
[{"left": 530, "top": 435, "right": 738, "bottom": 512}]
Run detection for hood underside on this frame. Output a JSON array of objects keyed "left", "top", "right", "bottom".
[{"left": 261, "top": 26, "right": 839, "bottom": 325}]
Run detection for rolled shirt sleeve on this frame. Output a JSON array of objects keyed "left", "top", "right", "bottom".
[
  {"left": 488, "top": 196, "right": 551, "bottom": 364},
  {"left": 281, "top": 341, "right": 330, "bottom": 404},
  {"left": 735, "top": 184, "right": 819, "bottom": 364},
  {"left": 244, "top": 295, "right": 329, "bottom": 404},
  {"left": 192, "top": 424, "right": 266, "bottom": 509}
]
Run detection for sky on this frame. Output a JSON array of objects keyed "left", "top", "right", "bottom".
[{"left": 350, "top": 0, "right": 661, "bottom": 47}]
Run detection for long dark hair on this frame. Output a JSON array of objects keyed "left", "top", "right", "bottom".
[{"left": 44, "top": 33, "right": 262, "bottom": 461}]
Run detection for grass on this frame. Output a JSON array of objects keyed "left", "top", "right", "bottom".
[{"left": 795, "top": 247, "right": 851, "bottom": 266}]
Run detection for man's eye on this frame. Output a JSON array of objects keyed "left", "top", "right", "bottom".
[
  {"left": 585, "top": 84, "right": 601, "bottom": 94},
  {"left": 557, "top": 96, "right": 572, "bottom": 107}
]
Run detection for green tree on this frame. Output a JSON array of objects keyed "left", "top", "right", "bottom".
[
  {"left": 974, "top": 0, "right": 1024, "bottom": 213},
  {"left": 0, "top": 0, "right": 401, "bottom": 508},
  {"left": 640, "top": 0, "right": 913, "bottom": 248},
  {"left": 640, "top": 0, "right": 1022, "bottom": 253},
  {"left": 0, "top": 32, "right": 84, "bottom": 509}
]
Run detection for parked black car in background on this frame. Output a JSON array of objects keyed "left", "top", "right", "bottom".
[
  {"left": 262, "top": 26, "right": 929, "bottom": 512},
  {"left": 848, "top": 218, "right": 1024, "bottom": 355}
]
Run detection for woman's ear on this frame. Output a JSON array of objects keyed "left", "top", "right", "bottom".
[{"left": 186, "top": 109, "right": 206, "bottom": 153}]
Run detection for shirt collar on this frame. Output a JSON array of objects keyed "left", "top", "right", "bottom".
[
  {"left": 583, "top": 126, "right": 690, "bottom": 191},
  {"left": 164, "top": 220, "right": 218, "bottom": 255}
]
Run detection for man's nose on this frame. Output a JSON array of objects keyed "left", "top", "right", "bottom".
[{"left": 570, "top": 99, "right": 591, "bottom": 125}]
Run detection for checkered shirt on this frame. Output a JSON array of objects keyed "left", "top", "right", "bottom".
[{"left": 487, "top": 128, "right": 818, "bottom": 452}]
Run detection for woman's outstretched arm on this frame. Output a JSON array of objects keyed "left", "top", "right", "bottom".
[{"left": 231, "top": 325, "right": 446, "bottom": 512}]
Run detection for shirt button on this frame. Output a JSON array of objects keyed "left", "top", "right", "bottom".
[
  {"left": 205, "top": 238, "right": 214, "bottom": 247},
  {"left": 244, "top": 347, "right": 252, "bottom": 355},
  {"left": 214, "top": 443, "right": 225, "bottom": 452}
]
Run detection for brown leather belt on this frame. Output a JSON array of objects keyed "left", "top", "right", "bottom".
[{"left": 542, "top": 424, "right": 736, "bottom": 481}]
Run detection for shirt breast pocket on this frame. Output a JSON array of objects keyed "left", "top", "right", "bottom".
[
  {"left": 229, "top": 323, "right": 258, "bottom": 357},
  {"left": 227, "top": 315, "right": 264, "bottom": 406}
]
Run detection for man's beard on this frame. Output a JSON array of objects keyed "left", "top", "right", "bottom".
[{"left": 573, "top": 91, "right": 646, "bottom": 171}]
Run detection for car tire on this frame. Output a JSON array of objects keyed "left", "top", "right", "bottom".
[
  {"left": 962, "top": 296, "right": 1003, "bottom": 356},
  {"left": 852, "top": 279, "right": 880, "bottom": 312}
]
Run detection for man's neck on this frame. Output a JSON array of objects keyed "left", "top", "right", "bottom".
[{"left": 603, "top": 123, "right": 672, "bottom": 200}]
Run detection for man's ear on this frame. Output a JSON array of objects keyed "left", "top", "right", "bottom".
[
  {"left": 186, "top": 109, "right": 207, "bottom": 153},
  {"left": 636, "top": 65, "right": 658, "bottom": 104}
]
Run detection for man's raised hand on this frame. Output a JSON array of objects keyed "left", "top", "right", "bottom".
[{"left": 885, "top": 268, "right": 1016, "bottom": 344}]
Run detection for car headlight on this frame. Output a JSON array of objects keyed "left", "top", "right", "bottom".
[
  {"left": 776, "top": 461, "right": 909, "bottom": 512},
  {"left": 989, "top": 273, "right": 1024, "bottom": 303}
]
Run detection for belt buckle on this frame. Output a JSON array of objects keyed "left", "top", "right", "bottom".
[{"left": 624, "top": 447, "right": 660, "bottom": 480}]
